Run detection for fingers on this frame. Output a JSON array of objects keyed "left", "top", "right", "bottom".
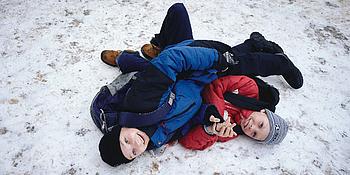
[
  {"left": 215, "top": 122, "right": 226, "bottom": 132},
  {"left": 210, "top": 117, "right": 238, "bottom": 137},
  {"left": 215, "top": 121, "right": 238, "bottom": 137},
  {"left": 211, "top": 122, "right": 217, "bottom": 133},
  {"left": 229, "top": 123, "right": 237, "bottom": 137},
  {"left": 217, "top": 121, "right": 230, "bottom": 137},
  {"left": 218, "top": 125, "right": 226, "bottom": 136},
  {"left": 225, "top": 118, "right": 231, "bottom": 125},
  {"left": 209, "top": 115, "right": 221, "bottom": 123},
  {"left": 222, "top": 124, "right": 234, "bottom": 137}
]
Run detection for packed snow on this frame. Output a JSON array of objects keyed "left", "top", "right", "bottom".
[{"left": 1, "top": 0, "right": 349, "bottom": 174}]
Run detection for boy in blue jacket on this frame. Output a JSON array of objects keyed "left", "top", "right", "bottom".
[{"left": 96, "top": 39, "right": 232, "bottom": 166}]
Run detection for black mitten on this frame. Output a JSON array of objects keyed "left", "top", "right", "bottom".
[{"left": 203, "top": 105, "right": 225, "bottom": 126}]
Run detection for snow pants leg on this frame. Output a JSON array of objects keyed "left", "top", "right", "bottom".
[
  {"left": 227, "top": 40, "right": 293, "bottom": 77},
  {"left": 152, "top": 3, "right": 193, "bottom": 49},
  {"left": 116, "top": 51, "right": 150, "bottom": 74}
]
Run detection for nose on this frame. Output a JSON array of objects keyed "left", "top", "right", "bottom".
[{"left": 248, "top": 123, "right": 256, "bottom": 131}]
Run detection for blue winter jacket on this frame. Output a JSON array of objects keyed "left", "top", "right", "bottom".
[{"left": 147, "top": 40, "right": 221, "bottom": 147}]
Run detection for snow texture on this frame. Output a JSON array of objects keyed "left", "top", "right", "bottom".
[{"left": 1, "top": 0, "right": 349, "bottom": 174}]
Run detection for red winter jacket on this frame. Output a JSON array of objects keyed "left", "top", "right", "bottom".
[{"left": 179, "top": 75, "right": 259, "bottom": 150}]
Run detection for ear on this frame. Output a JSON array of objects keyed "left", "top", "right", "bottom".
[{"left": 260, "top": 109, "right": 266, "bottom": 113}]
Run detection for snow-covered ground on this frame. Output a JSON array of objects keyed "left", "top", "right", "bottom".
[{"left": 1, "top": 0, "right": 349, "bottom": 174}]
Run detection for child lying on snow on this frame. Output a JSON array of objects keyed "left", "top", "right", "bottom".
[
  {"left": 92, "top": 3, "right": 302, "bottom": 166},
  {"left": 178, "top": 75, "right": 287, "bottom": 150}
]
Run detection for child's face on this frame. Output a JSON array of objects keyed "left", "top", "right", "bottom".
[
  {"left": 119, "top": 127, "right": 150, "bottom": 160},
  {"left": 241, "top": 110, "right": 270, "bottom": 141}
]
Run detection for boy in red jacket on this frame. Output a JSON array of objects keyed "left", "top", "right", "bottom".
[{"left": 179, "top": 75, "right": 288, "bottom": 150}]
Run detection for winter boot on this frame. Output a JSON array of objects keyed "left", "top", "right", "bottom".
[
  {"left": 276, "top": 53, "right": 303, "bottom": 89},
  {"left": 250, "top": 32, "right": 284, "bottom": 53},
  {"left": 141, "top": 44, "right": 161, "bottom": 60},
  {"left": 101, "top": 50, "right": 136, "bottom": 67}
]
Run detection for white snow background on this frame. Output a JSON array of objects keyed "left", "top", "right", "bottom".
[{"left": 1, "top": 0, "right": 349, "bottom": 174}]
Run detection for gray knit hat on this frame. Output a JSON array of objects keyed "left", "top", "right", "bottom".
[{"left": 261, "top": 109, "right": 288, "bottom": 145}]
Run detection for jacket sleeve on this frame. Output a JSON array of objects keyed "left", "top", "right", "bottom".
[
  {"left": 179, "top": 125, "right": 218, "bottom": 150},
  {"left": 202, "top": 75, "right": 259, "bottom": 115},
  {"left": 177, "top": 104, "right": 219, "bottom": 150},
  {"left": 150, "top": 46, "right": 219, "bottom": 81}
]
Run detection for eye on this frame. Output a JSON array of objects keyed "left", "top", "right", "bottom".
[
  {"left": 252, "top": 132, "right": 257, "bottom": 138},
  {"left": 259, "top": 122, "right": 263, "bottom": 128},
  {"left": 125, "top": 138, "right": 128, "bottom": 144}
]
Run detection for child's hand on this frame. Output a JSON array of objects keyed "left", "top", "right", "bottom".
[
  {"left": 209, "top": 115, "right": 222, "bottom": 123},
  {"left": 204, "top": 106, "right": 225, "bottom": 126},
  {"left": 213, "top": 119, "right": 237, "bottom": 137}
]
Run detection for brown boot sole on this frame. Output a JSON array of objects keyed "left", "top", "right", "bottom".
[
  {"left": 100, "top": 50, "right": 122, "bottom": 67},
  {"left": 141, "top": 44, "right": 160, "bottom": 60}
]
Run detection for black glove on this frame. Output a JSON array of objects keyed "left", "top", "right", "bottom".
[
  {"left": 232, "top": 125, "right": 244, "bottom": 135},
  {"left": 203, "top": 105, "right": 225, "bottom": 126}
]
